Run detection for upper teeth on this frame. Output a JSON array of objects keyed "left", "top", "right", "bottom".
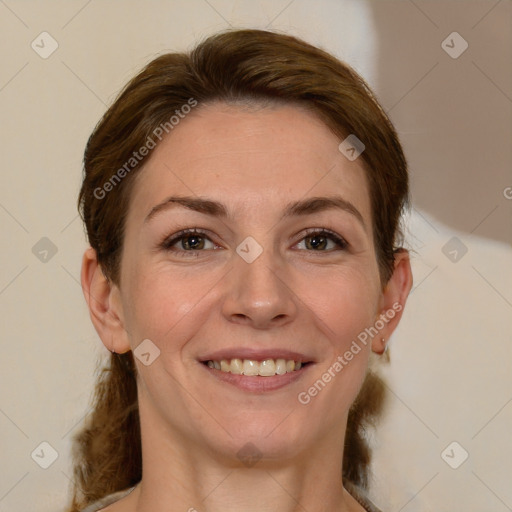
[{"left": 206, "top": 358, "right": 302, "bottom": 376}]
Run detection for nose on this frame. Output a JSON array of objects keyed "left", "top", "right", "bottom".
[{"left": 221, "top": 243, "right": 298, "bottom": 329}]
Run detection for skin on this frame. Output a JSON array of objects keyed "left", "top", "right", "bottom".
[{"left": 81, "top": 102, "right": 413, "bottom": 512}]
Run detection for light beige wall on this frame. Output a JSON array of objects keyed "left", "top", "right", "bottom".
[{"left": 0, "top": 1, "right": 510, "bottom": 511}]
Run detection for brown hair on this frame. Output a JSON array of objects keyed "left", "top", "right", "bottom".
[{"left": 68, "top": 28, "right": 407, "bottom": 511}]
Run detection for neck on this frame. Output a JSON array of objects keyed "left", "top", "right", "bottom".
[{"left": 123, "top": 395, "right": 364, "bottom": 512}]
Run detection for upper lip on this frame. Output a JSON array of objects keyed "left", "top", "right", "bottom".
[{"left": 199, "top": 348, "right": 315, "bottom": 363}]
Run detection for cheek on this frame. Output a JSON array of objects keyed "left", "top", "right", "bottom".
[
  {"left": 121, "top": 262, "right": 218, "bottom": 354},
  {"left": 297, "top": 269, "right": 379, "bottom": 415},
  {"left": 303, "top": 265, "right": 380, "bottom": 345}
]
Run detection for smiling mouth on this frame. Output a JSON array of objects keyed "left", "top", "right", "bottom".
[{"left": 202, "top": 358, "right": 311, "bottom": 377}]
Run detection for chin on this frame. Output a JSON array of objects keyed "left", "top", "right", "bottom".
[{"left": 202, "top": 415, "right": 313, "bottom": 466}]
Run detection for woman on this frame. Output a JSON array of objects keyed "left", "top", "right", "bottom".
[{"left": 70, "top": 28, "right": 413, "bottom": 512}]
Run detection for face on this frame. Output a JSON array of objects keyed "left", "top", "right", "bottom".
[{"left": 110, "top": 102, "right": 392, "bottom": 462}]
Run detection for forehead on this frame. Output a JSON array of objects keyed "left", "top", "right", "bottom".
[{"left": 128, "top": 102, "right": 371, "bottom": 225}]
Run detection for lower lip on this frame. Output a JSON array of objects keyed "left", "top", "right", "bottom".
[{"left": 200, "top": 363, "right": 313, "bottom": 392}]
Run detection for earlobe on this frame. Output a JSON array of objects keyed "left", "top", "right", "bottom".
[
  {"left": 372, "top": 249, "right": 413, "bottom": 354},
  {"left": 80, "top": 247, "right": 131, "bottom": 354}
]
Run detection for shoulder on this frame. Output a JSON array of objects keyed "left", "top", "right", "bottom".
[
  {"left": 344, "top": 480, "right": 385, "bottom": 512},
  {"left": 78, "top": 486, "right": 136, "bottom": 512}
]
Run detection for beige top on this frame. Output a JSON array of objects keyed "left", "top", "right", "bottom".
[
  {"left": 344, "top": 481, "right": 384, "bottom": 512},
  {"left": 80, "top": 482, "right": 383, "bottom": 512},
  {"left": 80, "top": 487, "right": 136, "bottom": 512}
]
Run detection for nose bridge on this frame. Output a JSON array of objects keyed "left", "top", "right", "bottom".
[{"left": 223, "top": 235, "right": 296, "bottom": 327}]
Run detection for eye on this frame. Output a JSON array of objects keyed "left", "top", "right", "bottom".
[
  {"left": 295, "top": 229, "right": 348, "bottom": 252},
  {"left": 160, "top": 228, "right": 217, "bottom": 256},
  {"left": 159, "top": 227, "right": 348, "bottom": 257}
]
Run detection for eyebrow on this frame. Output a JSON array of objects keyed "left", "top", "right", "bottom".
[{"left": 144, "top": 195, "right": 366, "bottom": 231}]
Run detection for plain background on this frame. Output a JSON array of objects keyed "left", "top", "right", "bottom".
[{"left": 0, "top": 1, "right": 511, "bottom": 511}]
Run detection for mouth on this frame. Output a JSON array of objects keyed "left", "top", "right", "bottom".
[
  {"left": 202, "top": 358, "right": 312, "bottom": 376},
  {"left": 198, "top": 350, "right": 315, "bottom": 392}
]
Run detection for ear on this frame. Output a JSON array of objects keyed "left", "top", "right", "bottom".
[
  {"left": 80, "top": 247, "right": 131, "bottom": 354},
  {"left": 371, "top": 249, "right": 413, "bottom": 354}
]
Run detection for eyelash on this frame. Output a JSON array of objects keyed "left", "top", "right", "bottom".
[{"left": 159, "top": 227, "right": 348, "bottom": 257}]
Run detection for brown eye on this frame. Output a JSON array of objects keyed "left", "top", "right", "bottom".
[
  {"left": 179, "top": 234, "right": 206, "bottom": 250},
  {"left": 297, "top": 229, "right": 348, "bottom": 251},
  {"left": 304, "top": 234, "right": 329, "bottom": 250},
  {"left": 160, "top": 228, "right": 216, "bottom": 255}
]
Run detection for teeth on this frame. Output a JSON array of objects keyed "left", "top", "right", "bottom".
[
  {"left": 275, "top": 358, "right": 287, "bottom": 375},
  {"left": 242, "top": 359, "right": 259, "bottom": 376},
  {"left": 259, "top": 359, "right": 275, "bottom": 376},
  {"left": 205, "top": 358, "right": 305, "bottom": 376},
  {"left": 230, "top": 358, "right": 243, "bottom": 374}
]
